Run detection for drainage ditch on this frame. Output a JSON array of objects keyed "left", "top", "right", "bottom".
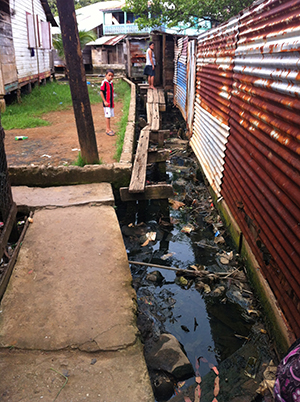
[{"left": 116, "top": 96, "right": 277, "bottom": 402}]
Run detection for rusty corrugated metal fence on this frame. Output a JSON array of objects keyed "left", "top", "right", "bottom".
[{"left": 186, "top": 0, "right": 300, "bottom": 337}]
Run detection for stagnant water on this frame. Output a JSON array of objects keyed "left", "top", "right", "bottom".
[{"left": 116, "top": 102, "right": 276, "bottom": 402}]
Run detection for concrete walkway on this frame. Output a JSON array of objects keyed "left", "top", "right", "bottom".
[{"left": 0, "top": 184, "right": 154, "bottom": 402}]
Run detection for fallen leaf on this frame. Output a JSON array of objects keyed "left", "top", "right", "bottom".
[
  {"left": 146, "top": 232, "right": 156, "bottom": 241},
  {"left": 169, "top": 199, "right": 185, "bottom": 210},
  {"left": 214, "top": 235, "right": 225, "bottom": 244},
  {"left": 181, "top": 224, "right": 195, "bottom": 234},
  {"left": 214, "top": 376, "right": 220, "bottom": 396},
  {"left": 170, "top": 217, "right": 180, "bottom": 224},
  {"left": 194, "top": 384, "right": 201, "bottom": 402},
  {"left": 210, "top": 365, "right": 219, "bottom": 376},
  {"left": 247, "top": 309, "right": 260, "bottom": 316},
  {"left": 161, "top": 252, "right": 176, "bottom": 260},
  {"left": 260, "top": 329, "right": 267, "bottom": 334},
  {"left": 141, "top": 239, "right": 150, "bottom": 247}
]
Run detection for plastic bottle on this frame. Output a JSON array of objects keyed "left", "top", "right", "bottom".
[{"left": 15, "top": 136, "right": 28, "bottom": 140}]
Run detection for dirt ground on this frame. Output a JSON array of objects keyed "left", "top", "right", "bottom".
[{"left": 4, "top": 102, "right": 123, "bottom": 167}]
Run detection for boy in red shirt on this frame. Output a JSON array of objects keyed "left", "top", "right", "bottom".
[{"left": 100, "top": 69, "right": 115, "bottom": 136}]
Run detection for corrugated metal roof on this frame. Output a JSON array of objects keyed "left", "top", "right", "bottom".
[
  {"left": 86, "top": 35, "right": 126, "bottom": 46},
  {"left": 53, "top": 1, "right": 123, "bottom": 34}
]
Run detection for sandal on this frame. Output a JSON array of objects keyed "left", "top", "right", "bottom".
[{"left": 106, "top": 130, "right": 115, "bottom": 136}]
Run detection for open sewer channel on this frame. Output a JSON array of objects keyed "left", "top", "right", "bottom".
[{"left": 116, "top": 102, "right": 277, "bottom": 402}]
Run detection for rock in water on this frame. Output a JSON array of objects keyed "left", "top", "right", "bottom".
[{"left": 144, "top": 333, "right": 194, "bottom": 380}]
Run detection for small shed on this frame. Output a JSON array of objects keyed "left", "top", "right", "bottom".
[{"left": 87, "top": 35, "right": 127, "bottom": 75}]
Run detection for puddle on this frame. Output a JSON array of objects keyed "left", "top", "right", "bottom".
[{"left": 117, "top": 102, "right": 276, "bottom": 402}]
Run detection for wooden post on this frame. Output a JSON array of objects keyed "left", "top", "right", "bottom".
[
  {"left": 152, "top": 34, "right": 161, "bottom": 88},
  {"left": 56, "top": 0, "right": 99, "bottom": 164},
  {"left": 126, "top": 38, "right": 132, "bottom": 79}
]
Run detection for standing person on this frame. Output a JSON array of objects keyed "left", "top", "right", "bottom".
[
  {"left": 143, "top": 41, "right": 156, "bottom": 89},
  {"left": 100, "top": 69, "right": 115, "bottom": 136}
]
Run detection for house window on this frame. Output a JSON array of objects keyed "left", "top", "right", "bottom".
[
  {"left": 41, "top": 21, "right": 51, "bottom": 49},
  {"left": 26, "top": 12, "right": 36, "bottom": 48}
]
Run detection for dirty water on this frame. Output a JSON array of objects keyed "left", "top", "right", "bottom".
[{"left": 116, "top": 101, "right": 277, "bottom": 402}]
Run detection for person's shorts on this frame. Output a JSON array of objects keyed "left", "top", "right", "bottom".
[
  {"left": 104, "top": 107, "right": 114, "bottom": 118},
  {"left": 143, "top": 65, "right": 155, "bottom": 77}
]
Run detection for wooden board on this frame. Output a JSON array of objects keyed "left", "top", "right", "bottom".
[
  {"left": 147, "top": 149, "right": 170, "bottom": 163},
  {"left": 151, "top": 102, "right": 160, "bottom": 131},
  {"left": 146, "top": 103, "right": 152, "bottom": 126},
  {"left": 158, "top": 89, "right": 165, "bottom": 104},
  {"left": 0, "top": 202, "right": 17, "bottom": 261},
  {"left": 120, "top": 184, "right": 174, "bottom": 201},
  {"left": 153, "top": 89, "right": 159, "bottom": 104},
  {"left": 128, "top": 127, "right": 150, "bottom": 193},
  {"left": 147, "top": 89, "right": 154, "bottom": 104}
]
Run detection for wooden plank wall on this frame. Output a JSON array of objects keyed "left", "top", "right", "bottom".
[
  {"left": 0, "top": 11, "right": 18, "bottom": 89},
  {"left": 11, "top": 0, "right": 51, "bottom": 82}
]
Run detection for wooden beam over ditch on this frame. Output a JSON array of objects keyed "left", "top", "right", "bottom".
[
  {"left": 128, "top": 126, "right": 150, "bottom": 193},
  {"left": 120, "top": 184, "right": 174, "bottom": 202}
]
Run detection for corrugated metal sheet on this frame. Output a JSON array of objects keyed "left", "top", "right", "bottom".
[
  {"left": 220, "top": 0, "right": 300, "bottom": 336},
  {"left": 187, "top": 40, "right": 196, "bottom": 130},
  {"left": 87, "top": 35, "right": 126, "bottom": 46},
  {"left": 190, "top": 17, "right": 238, "bottom": 196},
  {"left": 174, "top": 36, "right": 188, "bottom": 119}
]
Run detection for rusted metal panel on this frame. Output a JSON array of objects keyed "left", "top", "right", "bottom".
[
  {"left": 190, "top": 17, "right": 238, "bottom": 197},
  {"left": 187, "top": 40, "right": 196, "bottom": 131},
  {"left": 221, "top": 0, "right": 300, "bottom": 336}
]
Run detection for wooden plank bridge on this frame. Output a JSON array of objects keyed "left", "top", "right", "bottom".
[{"left": 120, "top": 88, "right": 173, "bottom": 202}]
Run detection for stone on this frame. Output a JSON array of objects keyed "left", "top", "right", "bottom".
[
  {"left": 144, "top": 333, "right": 194, "bottom": 381},
  {"left": 203, "top": 284, "right": 211, "bottom": 294},
  {"left": 150, "top": 370, "right": 175, "bottom": 401},
  {"left": 212, "top": 286, "right": 226, "bottom": 297},
  {"left": 146, "top": 271, "right": 164, "bottom": 284},
  {"left": 175, "top": 276, "right": 188, "bottom": 286}
]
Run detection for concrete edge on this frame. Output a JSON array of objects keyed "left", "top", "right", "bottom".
[
  {"left": 215, "top": 195, "right": 295, "bottom": 357},
  {"left": 8, "top": 163, "right": 131, "bottom": 189},
  {"left": 120, "top": 77, "right": 136, "bottom": 164}
]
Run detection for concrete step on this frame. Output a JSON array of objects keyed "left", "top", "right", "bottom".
[{"left": 12, "top": 183, "right": 114, "bottom": 209}]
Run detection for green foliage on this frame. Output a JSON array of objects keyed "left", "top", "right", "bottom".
[
  {"left": 2, "top": 81, "right": 101, "bottom": 130},
  {"left": 113, "top": 80, "right": 131, "bottom": 162},
  {"left": 53, "top": 30, "right": 97, "bottom": 62},
  {"left": 72, "top": 151, "right": 102, "bottom": 167},
  {"left": 124, "top": 0, "right": 254, "bottom": 29},
  {"left": 48, "top": 0, "right": 58, "bottom": 16}
]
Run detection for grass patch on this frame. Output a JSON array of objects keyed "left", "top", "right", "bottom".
[
  {"left": 113, "top": 80, "right": 131, "bottom": 161},
  {"left": 72, "top": 151, "right": 102, "bottom": 167},
  {"left": 2, "top": 80, "right": 102, "bottom": 130}
]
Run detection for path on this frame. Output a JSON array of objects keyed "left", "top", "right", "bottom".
[
  {"left": 4, "top": 103, "right": 122, "bottom": 167},
  {"left": 0, "top": 184, "right": 154, "bottom": 402}
]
